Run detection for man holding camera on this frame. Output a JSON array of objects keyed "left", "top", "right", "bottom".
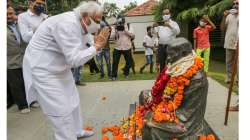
[
  {"left": 112, "top": 17, "right": 135, "bottom": 80},
  {"left": 154, "top": 9, "right": 180, "bottom": 72}
]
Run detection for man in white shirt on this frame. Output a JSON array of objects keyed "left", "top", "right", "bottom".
[
  {"left": 18, "top": 0, "right": 48, "bottom": 108},
  {"left": 221, "top": 0, "right": 239, "bottom": 84},
  {"left": 220, "top": 0, "right": 239, "bottom": 111},
  {"left": 22, "top": 2, "right": 110, "bottom": 139},
  {"left": 155, "top": 9, "right": 180, "bottom": 72},
  {"left": 18, "top": 0, "right": 48, "bottom": 43},
  {"left": 140, "top": 26, "right": 155, "bottom": 73}
]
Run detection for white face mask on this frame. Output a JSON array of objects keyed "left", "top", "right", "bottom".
[
  {"left": 229, "top": 8, "right": 238, "bottom": 15},
  {"left": 154, "top": 27, "right": 159, "bottom": 33},
  {"left": 83, "top": 18, "right": 100, "bottom": 34},
  {"left": 199, "top": 21, "right": 206, "bottom": 27},
  {"left": 162, "top": 14, "right": 171, "bottom": 21}
]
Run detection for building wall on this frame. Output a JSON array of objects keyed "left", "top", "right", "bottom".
[
  {"left": 123, "top": 15, "right": 225, "bottom": 62},
  {"left": 125, "top": 15, "right": 190, "bottom": 52},
  {"left": 125, "top": 15, "right": 155, "bottom": 51}
]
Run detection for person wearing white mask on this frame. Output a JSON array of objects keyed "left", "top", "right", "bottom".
[
  {"left": 221, "top": 0, "right": 239, "bottom": 85},
  {"left": 155, "top": 9, "right": 180, "bottom": 72},
  {"left": 193, "top": 15, "right": 216, "bottom": 74},
  {"left": 220, "top": 0, "right": 239, "bottom": 111},
  {"left": 22, "top": 1, "right": 110, "bottom": 140}
]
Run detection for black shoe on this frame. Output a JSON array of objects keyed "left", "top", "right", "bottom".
[
  {"left": 140, "top": 68, "right": 143, "bottom": 74},
  {"left": 76, "top": 81, "right": 86, "bottom": 86}
]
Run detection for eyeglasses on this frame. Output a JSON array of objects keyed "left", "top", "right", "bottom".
[{"left": 233, "top": 2, "right": 239, "bottom": 5}]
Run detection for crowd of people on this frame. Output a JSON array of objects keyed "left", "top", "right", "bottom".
[{"left": 7, "top": 0, "right": 238, "bottom": 139}]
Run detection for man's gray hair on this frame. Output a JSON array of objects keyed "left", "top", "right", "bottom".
[{"left": 74, "top": 1, "right": 103, "bottom": 19}]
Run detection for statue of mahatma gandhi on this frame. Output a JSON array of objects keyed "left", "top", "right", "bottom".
[{"left": 139, "top": 38, "right": 219, "bottom": 140}]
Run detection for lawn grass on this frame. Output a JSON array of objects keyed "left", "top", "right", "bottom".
[
  {"left": 208, "top": 60, "right": 238, "bottom": 93},
  {"left": 81, "top": 44, "right": 238, "bottom": 92},
  {"left": 81, "top": 52, "right": 158, "bottom": 82}
]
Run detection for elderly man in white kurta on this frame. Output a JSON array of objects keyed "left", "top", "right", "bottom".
[{"left": 22, "top": 2, "right": 110, "bottom": 140}]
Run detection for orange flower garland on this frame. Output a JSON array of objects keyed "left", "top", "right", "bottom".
[
  {"left": 101, "top": 56, "right": 208, "bottom": 140},
  {"left": 153, "top": 56, "right": 203, "bottom": 123},
  {"left": 199, "top": 134, "right": 216, "bottom": 140},
  {"left": 102, "top": 106, "right": 144, "bottom": 140}
]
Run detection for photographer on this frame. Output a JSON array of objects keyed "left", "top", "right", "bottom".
[
  {"left": 155, "top": 9, "right": 180, "bottom": 72},
  {"left": 121, "top": 23, "right": 136, "bottom": 74},
  {"left": 112, "top": 16, "right": 135, "bottom": 80}
]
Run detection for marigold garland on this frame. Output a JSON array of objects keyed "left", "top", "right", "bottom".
[
  {"left": 153, "top": 56, "right": 203, "bottom": 123},
  {"left": 101, "top": 56, "right": 209, "bottom": 140},
  {"left": 102, "top": 106, "right": 144, "bottom": 140},
  {"left": 199, "top": 134, "right": 216, "bottom": 140}
]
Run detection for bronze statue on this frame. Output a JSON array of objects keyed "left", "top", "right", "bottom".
[{"left": 140, "top": 38, "right": 219, "bottom": 140}]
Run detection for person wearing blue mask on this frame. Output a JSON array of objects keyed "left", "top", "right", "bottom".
[
  {"left": 154, "top": 9, "right": 180, "bottom": 72},
  {"left": 17, "top": 0, "right": 48, "bottom": 108},
  {"left": 18, "top": 0, "right": 48, "bottom": 43}
]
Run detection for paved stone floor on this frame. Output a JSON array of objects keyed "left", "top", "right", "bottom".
[{"left": 7, "top": 78, "right": 238, "bottom": 140}]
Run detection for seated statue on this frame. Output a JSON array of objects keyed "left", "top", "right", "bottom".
[{"left": 140, "top": 38, "right": 218, "bottom": 140}]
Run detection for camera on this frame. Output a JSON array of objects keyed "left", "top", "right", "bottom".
[{"left": 115, "top": 17, "right": 125, "bottom": 31}]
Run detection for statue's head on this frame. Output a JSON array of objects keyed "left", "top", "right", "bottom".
[{"left": 166, "top": 37, "right": 193, "bottom": 64}]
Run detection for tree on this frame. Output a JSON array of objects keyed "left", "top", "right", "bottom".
[
  {"left": 103, "top": 2, "right": 121, "bottom": 18},
  {"left": 120, "top": 1, "right": 137, "bottom": 16},
  {"left": 10, "top": 0, "right": 28, "bottom": 8},
  {"left": 10, "top": 0, "right": 83, "bottom": 15},
  {"left": 153, "top": 0, "right": 233, "bottom": 21}
]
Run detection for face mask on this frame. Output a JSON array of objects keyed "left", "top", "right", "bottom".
[
  {"left": 199, "top": 21, "right": 206, "bottom": 27},
  {"left": 154, "top": 27, "right": 159, "bottom": 33},
  {"left": 162, "top": 15, "right": 171, "bottom": 21},
  {"left": 7, "top": 21, "right": 15, "bottom": 25},
  {"left": 229, "top": 8, "right": 238, "bottom": 15},
  {"left": 34, "top": 5, "right": 45, "bottom": 15},
  {"left": 84, "top": 18, "right": 100, "bottom": 34},
  {"left": 148, "top": 31, "right": 152, "bottom": 37},
  {"left": 151, "top": 29, "right": 155, "bottom": 34}
]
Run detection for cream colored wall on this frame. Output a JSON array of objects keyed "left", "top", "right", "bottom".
[
  {"left": 124, "top": 15, "right": 189, "bottom": 51},
  {"left": 125, "top": 15, "right": 155, "bottom": 51}
]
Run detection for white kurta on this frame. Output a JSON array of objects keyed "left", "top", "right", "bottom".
[
  {"left": 23, "top": 11, "right": 97, "bottom": 116},
  {"left": 18, "top": 9, "right": 48, "bottom": 43}
]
